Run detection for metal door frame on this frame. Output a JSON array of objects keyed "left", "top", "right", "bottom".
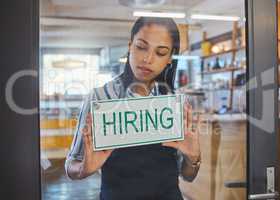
[{"left": 246, "top": 0, "right": 279, "bottom": 198}]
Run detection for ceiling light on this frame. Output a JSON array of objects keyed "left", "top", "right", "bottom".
[
  {"left": 52, "top": 59, "right": 86, "bottom": 69},
  {"left": 211, "top": 45, "right": 221, "bottom": 54},
  {"left": 191, "top": 14, "right": 240, "bottom": 21},
  {"left": 119, "top": 0, "right": 166, "bottom": 8},
  {"left": 133, "top": 11, "right": 186, "bottom": 18}
]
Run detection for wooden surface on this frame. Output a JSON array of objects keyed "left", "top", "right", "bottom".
[
  {"left": 179, "top": 119, "right": 247, "bottom": 200},
  {"left": 41, "top": 135, "right": 73, "bottom": 150},
  {"left": 201, "top": 46, "right": 245, "bottom": 59},
  {"left": 178, "top": 24, "right": 189, "bottom": 53},
  {"left": 40, "top": 119, "right": 76, "bottom": 151},
  {"left": 40, "top": 119, "right": 77, "bottom": 129}
]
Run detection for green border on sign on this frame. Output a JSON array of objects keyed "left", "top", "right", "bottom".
[{"left": 91, "top": 94, "right": 185, "bottom": 150}]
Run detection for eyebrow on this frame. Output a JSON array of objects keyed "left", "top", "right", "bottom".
[{"left": 137, "top": 38, "right": 171, "bottom": 51}]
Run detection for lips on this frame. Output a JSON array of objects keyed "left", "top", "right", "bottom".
[{"left": 137, "top": 66, "right": 153, "bottom": 75}]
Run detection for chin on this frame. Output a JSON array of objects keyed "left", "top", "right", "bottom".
[{"left": 134, "top": 74, "right": 154, "bottom": 83}]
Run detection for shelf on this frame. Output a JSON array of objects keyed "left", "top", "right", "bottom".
[
  {"left": 201, "top": 66, "right": 245, "bottom": 75},
  {"left": 201, "top": 46, "right": 245, "bottom": 59},
  {"left": 232, "top": 85, "right": 245, "bottom": 90},
  {"left": 202, "top": 86, "right": 245, "bottom": 92},
  {"left": 40, "top": 94, "right": 85, "bottom": 101}
]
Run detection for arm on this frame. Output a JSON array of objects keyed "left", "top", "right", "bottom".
[
  {"left": 65, "top": 95, "right": 112, "bottom": 180},
  {"left": 65, "top": 96, "right": 90, "bottom": 180},
  {"left": 66, "top": 114, "right": 113, "bottom": 180},
  {"left": 163, "top": 104, "right": 201, "bottom": 182}
]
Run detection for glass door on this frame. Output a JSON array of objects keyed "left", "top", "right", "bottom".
[
  {"left": 39, "top": 0, "right": 248, "bottom": 199},
  {"left": 1, "top": 0, "right": 279, "bottom": 200}
]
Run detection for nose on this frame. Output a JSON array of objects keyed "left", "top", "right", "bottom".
[{"left": 144, "top": 50, "right": 155, "bottom": 64}]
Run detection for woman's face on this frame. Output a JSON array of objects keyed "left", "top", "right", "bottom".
[{"left": 129, "top": 24, "right": 173, "bottom": 84}]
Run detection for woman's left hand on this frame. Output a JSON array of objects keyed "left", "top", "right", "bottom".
[{"left": 162, "top": 103, "right": 201, "bottom": 163}]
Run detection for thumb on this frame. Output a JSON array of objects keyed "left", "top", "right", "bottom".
[
  {"left": 162, "top": 141, "right": 179, "bottom": 149},
  {"left": 103, "top": 149, "right": 113, "bottom": 156}
]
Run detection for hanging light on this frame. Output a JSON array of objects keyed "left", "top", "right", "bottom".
[
  {"left": 52, "top": 59, "right": 86, "bottom": 69},
  {"left": 119, "top": 0, "right": 166, "bottom": 8},
  {"left": 133, "top": 11, "right": 186, "bottom": 18}
]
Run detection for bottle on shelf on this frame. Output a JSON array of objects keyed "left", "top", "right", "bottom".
[
  {"left": 212, "top": 57, "right": 221, "bottom": 70},
  {"left": 207, "top": 62, "right": 211, "bottom": 71}
]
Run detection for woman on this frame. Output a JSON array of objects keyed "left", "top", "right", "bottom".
[{"left": 65, "top": 17, "right": 201, "bottom": 200}]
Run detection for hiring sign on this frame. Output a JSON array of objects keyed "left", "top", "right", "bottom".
[{"left": 91, "top": 94, "right": 185, "bottom": 151}]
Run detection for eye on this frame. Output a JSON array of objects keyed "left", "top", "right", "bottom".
[
  {"left": 156, "top": 52, "right": 167, "bottom": 57},
  {"left": 156, "top": 49, "right": 169, "bottom": 57},
  {"left": 136, "top": 44, "right": 147, "bottom": 50},
  {"left": 135, "top": 40, "right": 148, "bottom": 50}
]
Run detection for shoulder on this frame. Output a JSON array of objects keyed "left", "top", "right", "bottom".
[{"left": 89, "top": 74, "right": 123, "bottom": 101}]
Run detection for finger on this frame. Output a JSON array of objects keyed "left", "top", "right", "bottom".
[
  {"left": 183, "top": 102, "right": 187, "bottom": 121},
  {"left": 82, "top": 128, "right": 91, "bottom": 152},
  {"left": 185, "top": 122, "right": 199, "bottom": 138},
  {"left": 162, "top": 141, "right": 179, "bottom": 149},
  {"left": 104, "top": 149, "right": 113, "bottom": 153},
  {"left": 184, "top": 130, "right": 194, "bottom": 137},
  {"left": 186, "top": 104, "right": 192, "bottom": 130},
  {"left": 188, "top": 105, "right": 192, "bottom": 127},
  {"left": 183, "top": 98, "right": 190, "bottom": 108},
  {"left": 86, "top": 113, "right": 93, "bottom": 126},
  {"left": 103, "top": 149, "right": 113, "bottom": 156},
  {"left": 85, "top": 126, "right": 94, "bottom": 149},
  {"left": 82, "top": 125, "right": 94, "bottom": 152},
  {"left": 82, "top": 127, "right": 89, "bottom": 136},
  {"left": 184, "top": 104, "right": 188, "bottom": 128},
  {"left": 188, "top": 114, "right": 201, "bottom": 146},
  {"left": 195, "top": 114, "right": 201, "bottom": 136},
  {"left": 85, "top": 114, "right": 94, "bottom": 138}
]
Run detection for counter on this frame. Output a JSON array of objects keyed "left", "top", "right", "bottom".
[{"left": 180, "top": 113, "right": 247, "bottom": 200}]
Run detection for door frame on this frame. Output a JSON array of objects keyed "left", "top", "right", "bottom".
[
  {"left": 246, "top": 0, "right": 279, "bottom": 197},
  {"left": 1, "top": 0, "right": 40, "bottom": 199}
]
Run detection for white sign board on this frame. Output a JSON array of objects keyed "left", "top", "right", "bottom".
[{"left": 91, "top": 94, "right": 185, "bottom": 151}]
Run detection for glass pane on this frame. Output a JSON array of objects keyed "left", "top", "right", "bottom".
[{"left": 40, "top": 0, "right": 246, "bottom": 199}]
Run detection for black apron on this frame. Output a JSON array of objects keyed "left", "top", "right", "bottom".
[{"left": 100, "top": 143, "right": 183, "bottom": 200}]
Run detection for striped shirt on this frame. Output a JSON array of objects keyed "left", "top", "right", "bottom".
[{"left": 65, "top": 74, "right": 185, "bottom": 178}]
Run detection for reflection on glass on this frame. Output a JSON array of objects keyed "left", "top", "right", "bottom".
[{"left": 40, "top": 0, "right": 247, "bottom": 199}]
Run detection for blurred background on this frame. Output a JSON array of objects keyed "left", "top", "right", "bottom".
[{"left": 40, "top": 0, "right": 248, "bottom": 199}]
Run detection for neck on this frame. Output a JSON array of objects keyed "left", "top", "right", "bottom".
[{"left": 130, "top": 79, "right": 155, "bottom": 96}]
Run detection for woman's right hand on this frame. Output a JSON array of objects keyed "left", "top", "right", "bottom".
[{"left": 79, "top": 113, "right": 113, "bottom": 179}]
